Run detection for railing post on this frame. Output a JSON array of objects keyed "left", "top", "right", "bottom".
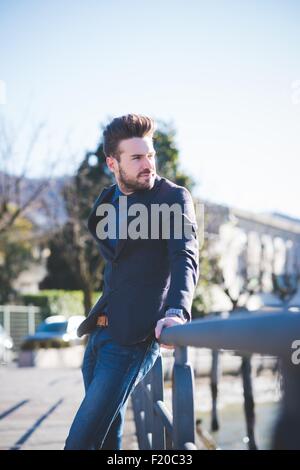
[
  {"left": 143, "top": 374, "right": 152, "bottom": 449},
  {"left": 3, "top": 305, "right": 11, "bottom": 336},
  {"left": 172, "top": 346, "right": 196, "bottom": 449},
  {"left": 28, "top": 305, "right": 36, "bottom": 335},
  {"left": 241, "top": 355, "right": 257, "bottom": 450},
  {"left": 211, "top": 349, "right": 221, "bottom": 431},
  {"left": 131, "top": 384, "right": 145, "bottom": 449},
  {"left": 151, "top": 356, "right": 166, "bottom": 449}
]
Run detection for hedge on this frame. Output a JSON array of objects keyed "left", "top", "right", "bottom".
[{"left": 22, "top": 290, "right": 101, "bottom": 319}]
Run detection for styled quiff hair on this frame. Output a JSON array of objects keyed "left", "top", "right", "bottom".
[{"left": 103, "top": 114, "right": 155, "bottom": 160}]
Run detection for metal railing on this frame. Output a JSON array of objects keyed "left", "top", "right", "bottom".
[
  {"left": 0, "top": 305, "right": 41, "bottom": 351},
  {"left": 131, "top": 308, "right": 300, "bottom": 450},
  {"left": 132, "top": 347, "right": 197, "bottom": 450}
]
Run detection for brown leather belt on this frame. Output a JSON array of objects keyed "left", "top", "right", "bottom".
[{"left": 96, "top": 314, "right": 108, "bottom": 327}]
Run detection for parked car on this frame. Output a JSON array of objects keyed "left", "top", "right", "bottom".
[
  {"left": 0, "top": 324, "right": 14, "bottom": 363},
  {"left": 20, "top": 315, "right": 86, "bottom": 350}
]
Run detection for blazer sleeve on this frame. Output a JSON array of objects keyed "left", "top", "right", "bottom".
[{"left": 164, "top": 187, "right": 199, "bottom": 321}]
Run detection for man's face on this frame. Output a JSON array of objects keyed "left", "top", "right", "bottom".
[{"left": 106, "top": 137, "right": 157, "bottom": 194}]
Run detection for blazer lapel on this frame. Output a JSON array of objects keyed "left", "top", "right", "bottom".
[
  {"left": 114, "top": 175, "right": 164, "bottom": 260},
  {"left": 88, "top": 176, "right": 165, "bottom": 261}
]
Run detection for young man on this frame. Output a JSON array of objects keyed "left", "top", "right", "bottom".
[{"left": 64, "top": 114, "right": 199, "bottom": 450}]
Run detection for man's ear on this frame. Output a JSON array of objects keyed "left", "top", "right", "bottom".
[{"left": 106, "top": 156, "right": 115, "bottom": 173}]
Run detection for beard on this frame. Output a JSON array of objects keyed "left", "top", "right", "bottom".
[{"left": 117, "top": 164, "right": 156, "bottom": 193}]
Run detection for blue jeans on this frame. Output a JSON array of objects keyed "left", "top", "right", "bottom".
[{"left": 64, "top": 326, "right": 160, "bottom": 450}]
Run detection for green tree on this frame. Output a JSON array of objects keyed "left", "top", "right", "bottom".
[
  {"left": 154, "top": 122, "right": 195, "bottom": 191},
  {"left": 192, "top": 232, "right": 223, "bottom": 318}
]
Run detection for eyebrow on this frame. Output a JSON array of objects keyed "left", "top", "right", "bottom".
[{"left": 130, "top": 151, "right": 156, "bottom": 157}]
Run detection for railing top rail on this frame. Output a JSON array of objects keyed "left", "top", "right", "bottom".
[
  {"left": 160, "top": 309, "right": 300, "bottom": 359},
  {"left": 0, "top": 305, "right": 41, "bottom": 313}
]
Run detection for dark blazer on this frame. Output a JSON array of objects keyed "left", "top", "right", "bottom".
[{"left": 77, "top": 175, "right": 199, "bottom": 345}]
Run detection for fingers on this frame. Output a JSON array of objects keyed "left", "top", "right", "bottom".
[
  {"left": 154, "top": 319, "right": 164, "bottom": 339},
  {"left": 155, "top": 318, "right": 177, "bottom": 349},
  {"left": 155, "top": 318, "right": 170, "bottom": 339},
  {"left": 155, "top": 316, "right": 183, "bottom": 339}
]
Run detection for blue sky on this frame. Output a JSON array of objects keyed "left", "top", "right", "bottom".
[{"left": 1, "top": 0, "right": 300, "bottom": 218}]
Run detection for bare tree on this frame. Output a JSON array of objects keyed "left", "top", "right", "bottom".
[
  {"left": 0, "top": 114, "right": 77, "bottom": 301},
  {"left": 0, "top": 115, "right": 76, "bottom": 235}
]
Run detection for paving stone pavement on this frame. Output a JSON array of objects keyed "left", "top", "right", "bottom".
[
  {"left": 0, "top": 365, "right": 138, "bottom": 450},
  {"left": 0, "top": 362, "right": 280, "bottom": 450}
]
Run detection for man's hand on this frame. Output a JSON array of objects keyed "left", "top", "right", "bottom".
[{"left": 155, "top": 315, "right": 187, "bottom": 349}]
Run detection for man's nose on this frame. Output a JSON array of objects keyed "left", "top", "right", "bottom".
[{"left": 143, "top": 156, "right": 155, "bottom": 170}]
